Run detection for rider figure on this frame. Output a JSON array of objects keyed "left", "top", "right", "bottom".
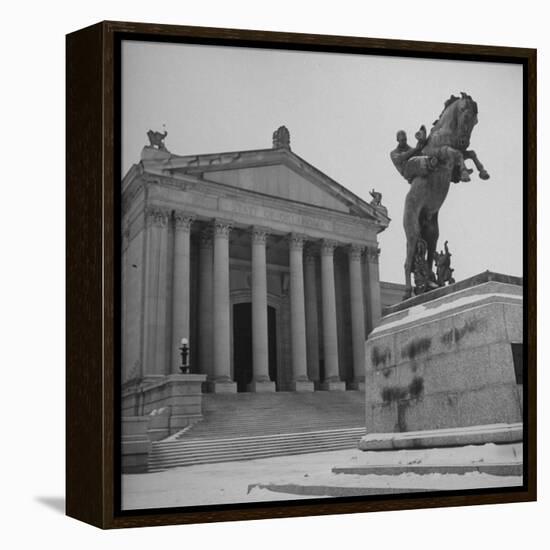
[{"left": 390, "top": 126, "right": 429, "bottom": 183}]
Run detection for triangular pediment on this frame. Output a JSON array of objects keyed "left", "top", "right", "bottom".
[{"left": 140, "top": 146, "right": 389, "bottom": 225}]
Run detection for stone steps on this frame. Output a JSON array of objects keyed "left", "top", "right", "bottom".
[
  {"left": 148, "top": 391, "right": 366, "bottom": 470},
  {"left": 178, "top": 390, "right": 365, "bottom": 440},
  {"left": 149, "top": 427, "right": 365, "bottom": 471}
]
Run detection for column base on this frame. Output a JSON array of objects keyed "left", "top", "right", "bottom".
[
  {"left": 207, "top": 379, "right": 237, "bottom": 393},
  {"left": 247, "top": 379, "right": 276, "bottom": 393},
  {"left": 320, "top": 379, "right": 346, "bottom": 391},
  {"left": 290, "top": 379, "right": 315, "bottom": 392},
  {"left": 348, "top": 380, "right": 365, "bottom": 391}
]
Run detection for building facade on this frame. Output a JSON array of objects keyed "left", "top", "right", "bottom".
[{"left": 121, "top": 127, "right": 390, "bottom": 394}]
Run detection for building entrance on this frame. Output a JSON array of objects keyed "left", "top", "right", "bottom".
[{"left": 233, "top": 303, "right": 277, "bottom": 391}]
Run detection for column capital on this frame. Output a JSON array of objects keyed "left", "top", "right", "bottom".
[
  {"left": 320, "top": 239, "right": 339, "bottom": 256},
  {"left": 304, "top": 250, "right": 317, "bottom": 265},
  {"left": 173, "top": 210, "right": 195, "bottom": 231},
  {"left": 348, "top": 243, "right": 365, "bottom": 261},
  {"left": 251, "top": 226, "right": 269, "bottom": 244},
  {"left": 145, "top": 206, "right": 170, "bottom": 227},
  {"left": 287, "top": 233, "right": 307, "bottom": 251},
  {"left": 199, "top": 228, "right": 213, "bottom": 249},
  {"left": 212, "top": 219, "right": 233, "bottom": 238},
  {"left": 366, "top": 245, "right": 381, "bottom": 263}
]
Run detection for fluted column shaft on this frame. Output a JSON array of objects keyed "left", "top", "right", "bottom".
[
  {"left": 171, "top": 212, "right": 194, "bottom": 373},
  {"left": 288, "top": 234, "right": 313, "bottom": 391},
  {"left": 250, "top": 227, "right": 275, "bottom": 391},
  {"left": 210, "top": 220, "right": 236, "bottom": 392},
  {"left": 366, "top": 246, "right": 382, "bottom": 331},
  {"left": 198, "top": 230, "right": 213, "bottom": 377},
  {"left": 304, "top": 250, "right": 320, "bottom": 384},
  {"left": 348, "top": 245, "right": 366, "bottom": 387},
  {"left": 143, "top": 207, "right": 170, "bottom": 376},
  {"left": 320, "top": 240, "right": 341, "bottom": 385}
]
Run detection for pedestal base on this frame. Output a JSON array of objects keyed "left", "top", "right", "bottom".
[
  {"left": 207, "top": 379, "right": 237, "bottom": 393},
  {"left": 247, "top": 380, "right": 276, "bottom": 392},
  {"left": 365, "top": 276, "right": 523, "bottom": 434},
  {"left": 348, "top": 380, "right": 365, "bottom": 391},
  {"left": 320, "top": 380, "right": 346, "bottom": 391},
  {"left": 290, "top": 379, "right": 315, "bottom": 392}
]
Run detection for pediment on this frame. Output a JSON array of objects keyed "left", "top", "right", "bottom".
[{"left": 139, "top": 146, "right": 389, "bottom": 225}]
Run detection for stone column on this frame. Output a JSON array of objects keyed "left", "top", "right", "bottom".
[
  {"left": 171, "top": 211, "right": 194, "bottom": 374},
  {"left": 198, "top": 229, "right": 213, "bottom": 378},
  {"left": 288, "top": 234, "right": 314, "bottom": 392},
  {"left": 209, "top": 220, "right": 237, "bottom": 393},
  {"left": 304, "top": 249, "right": 320, "bottom": 386},
  {"left": 348, "top": 244, "right": 366, "bottom": 390},
  {"left": 249, "top": 227, "right": 276, "bottom": 392},
  {"left": 320, "top": 239, "right": 345, "bottom": 390},
  {"left": 366, "top": 245, "right": 382, "bottom": 331},
  {"left": 142, "top": 207, "right": 170, "bottom": 376}
]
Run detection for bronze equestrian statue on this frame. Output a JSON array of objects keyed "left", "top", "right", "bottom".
[{"left": 391, "top": 93, "right": 490, "bottom": 300}]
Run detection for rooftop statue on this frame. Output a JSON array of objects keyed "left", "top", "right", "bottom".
[
  {"left": 392, "top": 93, "right": 490, "bottom": 300},
  {"left": 147, "top": 128, "right": 169, "bottom": 152},
  {"left": 369, "top": 188, "right": 383, "bottom": 207}
]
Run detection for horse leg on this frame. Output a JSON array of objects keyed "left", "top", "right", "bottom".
[
  {"left": 464, "top": 149, "right": 490, "bottom": 180},
  {"left": 439, "top": 146, "right": 471, "bottom": 182},
  {"left": 403, "top": 209, "right": 421, "bottom": 300}
]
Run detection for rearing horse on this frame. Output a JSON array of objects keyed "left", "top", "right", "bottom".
[{"left": 402, "top": 93, "right": 490, "bottom": 300}]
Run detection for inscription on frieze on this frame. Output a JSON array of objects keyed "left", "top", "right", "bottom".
[{"left": 218, "top": 198, "right": 334, "bottom": 232}]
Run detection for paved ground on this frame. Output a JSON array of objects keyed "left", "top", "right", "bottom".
[{"left": 122, "top": 444, "right": 522, "bottom": 510}]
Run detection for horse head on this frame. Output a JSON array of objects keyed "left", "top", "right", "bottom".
[{"left": 431, "top": 92, "right": 478, "bottom": 150}]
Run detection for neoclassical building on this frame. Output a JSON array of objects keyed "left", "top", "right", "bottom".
[{"left": 122, "top": 127, "right": 390, "bottom": 393}]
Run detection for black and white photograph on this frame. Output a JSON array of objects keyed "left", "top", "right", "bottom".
[{"left": 119, "top": 38, "right": 526, "bottom": 511}]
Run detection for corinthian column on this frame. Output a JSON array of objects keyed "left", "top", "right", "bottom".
[
  {"left": 143, "top": 206, "right": 170, "bottom": 376},
  {"left": 171, "top": 211, "right": 194, "bottom": 374},
  {"left": 198, "top": 229, "right": 213, "bottom": 378},
  {"left": 249, "top": 227, "right": 276, "bottom": 392},
  {"left": 304, "top": 249, "right": 320, "bottom": 385},
  {"left": 209, "top": 220, "right": 237, "bottom": 393},
  {"left": 320, "top": 239, "right": 345, "bottom": 390},
  {"left": 365, "top": 245, "right": 382, "bottom": 331},
  {"left": 348, "top": 244, "right": 366, "bottom": 390},
  {"left": 287, "top": 233, "right": 314, "bottom": 392}
]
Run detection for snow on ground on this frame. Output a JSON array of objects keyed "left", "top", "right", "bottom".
[{"left": 121, "top": 444, "right": 522, "bottom": 510}]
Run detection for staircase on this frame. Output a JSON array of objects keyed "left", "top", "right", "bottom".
[{"left": 149, "top": 391, "right": 366, "bottom": 471}]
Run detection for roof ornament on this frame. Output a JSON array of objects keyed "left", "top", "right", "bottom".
[
  {"left": 147, "top": 124, "right": 169, "bottom": 152},
  {"left": 272, "top": 125, "right": 291, "bottom": 150}
]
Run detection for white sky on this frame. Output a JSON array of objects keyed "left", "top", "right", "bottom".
[{"left": 122, "top": 41, "right": 523, "bottom": 284}]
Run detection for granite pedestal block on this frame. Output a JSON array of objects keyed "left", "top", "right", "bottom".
[{"left": 362, "top": 274, "right": 523, "bottom": 444}]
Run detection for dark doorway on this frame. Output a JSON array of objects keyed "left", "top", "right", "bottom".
[{"left": 233, "top": 303, "right": 277, "bottom": 392}]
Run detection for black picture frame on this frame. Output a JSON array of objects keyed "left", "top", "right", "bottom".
[{"left": 66, "top": 20, "right": 536, "bottom": 529}]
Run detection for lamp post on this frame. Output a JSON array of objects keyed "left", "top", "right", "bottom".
[{"left": 179, "top": 337, "right": 190, "bottom": 374}]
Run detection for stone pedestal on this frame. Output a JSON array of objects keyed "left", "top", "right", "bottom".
[
  {"left": 247, "top": 380, "right": 276, "bottom": 392},
  {"left": 122, "top": 373, "right": 207, "bottom": 435},
  {"left": 207, "top": 379, "right": 237, "bottom": 393},
  {"left": 290, "top": 379, "right": 315, "bottom": 392},
  {"left": 121, "top": 417, "right": 152, "bottom": 473},
  {"left": 348, "top": 380, "right": 365, "bottom": 391},
  {"left": 320, "top": 380, "right": 346, "bottom": 391},
  {"left": 362, "top": 274, "right": 523, "bottom": 441}
]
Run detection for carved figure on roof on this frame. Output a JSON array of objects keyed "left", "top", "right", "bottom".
[
  {"left": 369, "top": 189, "right": 383, "bottom": 207},
  {"left": 147, "top": 128, "right": 169, "bottom": 152},
  {"left": 272, "top": 125, "right": 291, "bottom": 150}
]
